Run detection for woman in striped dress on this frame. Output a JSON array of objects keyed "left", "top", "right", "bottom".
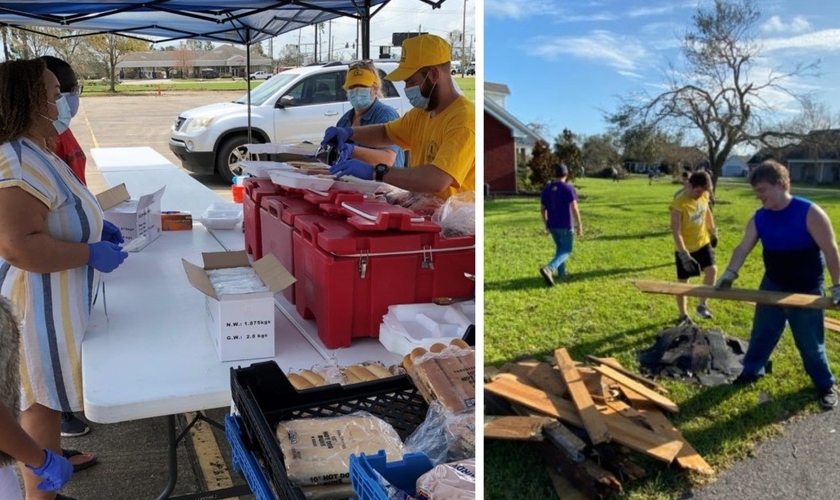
[{"left": 0, "top": 59, "right": 128, "bottom": 500}]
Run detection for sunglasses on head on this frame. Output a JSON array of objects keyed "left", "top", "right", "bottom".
[{"left": 348, "top": 59, "right": 374, "bottom": 70}]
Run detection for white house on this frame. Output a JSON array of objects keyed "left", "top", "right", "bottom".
[{"left": 721, "top": 156, "right": 750, "bottom": 177}]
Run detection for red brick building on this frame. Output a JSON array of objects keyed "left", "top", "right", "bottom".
[{"left": 484, "top": 82, "right": 542, "bottom": 194}]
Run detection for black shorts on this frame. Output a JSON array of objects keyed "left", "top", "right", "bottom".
[{"left": 675, "top": 244, "right": 715, "bottom": 280}]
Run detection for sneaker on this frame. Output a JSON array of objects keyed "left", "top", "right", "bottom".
[
  {"left": 539, "top": 267, "right": 555, "bottom": 287},
  {"left": 696, "top": 304, "right": 713, "bottom": 319},
  {"left": 676, "top": 314, "right": 694, "bottom": 327},
  {"left": 819, "top": 386, "right": 838, "bottom": 410},
  {"left": 60, "top": 412, "right": 90, "bottom": 437}
]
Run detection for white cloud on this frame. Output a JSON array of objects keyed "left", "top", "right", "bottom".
[
  {"left": 617, "top": 70, "right": 643, "bottom": 79},
  {"left": 762, "top": 28, "right": 840, "bottom": 52},
  {"left": 485, "top": 0, "right": 558, "bottom": 20},
  {"left": 761, "top": 15, "right": 811, "bottom": 34},
  {"left": 530, "top": 31, "right": 648, "bottom": 72}
]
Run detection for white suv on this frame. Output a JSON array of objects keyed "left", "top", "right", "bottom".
[
  {"left": 249, "top": 70, "right": 272, "bottom": 80},
  {"left": 169, "top": 62, "right": 409, "bottom": 182}
]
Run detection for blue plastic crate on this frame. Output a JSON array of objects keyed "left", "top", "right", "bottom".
[
  {"left": 349, "top": 450, "right": 433, "bottom": 500},
  {"left": 225, "top": 414, "right": 276, "bottom": 500}
]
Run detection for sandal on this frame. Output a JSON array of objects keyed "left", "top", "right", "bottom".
[{"left": 61, "top": 448, "right": 98, "bottom": 473}]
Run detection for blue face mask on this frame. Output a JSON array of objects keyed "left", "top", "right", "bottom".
[
  {"left": 43, "top": 95, "right": 72, "bottom": 135},
  {"left": 405, "top": 73, "right": 434, "bottom": 110},
  {"left": 62, "top": 93, "right": 80, "bottom": 118},
  {"left": 347, "top": 88, "right": 373, "bottom": 111}
]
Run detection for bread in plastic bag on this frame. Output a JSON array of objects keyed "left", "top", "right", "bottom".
[
  {"left": 414, "top": 459, "right": 475, "bottom": 499},
  {"left": 404, "top": 402, "right": 475, "bottom": 465},
  {"left": 275, "top": 412, "right": 405, "bottom": 486},
  {"left": 431, "top": 191, "right": 474, "bottom": 237}
]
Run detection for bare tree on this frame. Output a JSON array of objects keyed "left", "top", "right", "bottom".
[
  {"left": 607, "top": 0, "right": 817, "bottom": 186},
  {"left": 86, "top": 34, "right": 149, "bottom": 91},
  {"left": 174, "top": 43, "right": 195, "bottom": 78}
]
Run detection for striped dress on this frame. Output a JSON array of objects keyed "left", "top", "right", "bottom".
[{"left": 0, "top": 137, "right": 103, "bottom": 413}]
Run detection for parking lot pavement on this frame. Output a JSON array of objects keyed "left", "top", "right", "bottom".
[{"left": 56, "top": 92, "right": 255, "bottom": 499}]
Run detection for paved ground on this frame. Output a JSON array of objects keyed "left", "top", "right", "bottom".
[{"left": 43, "top": 91, "right": 253, "bottom": 500}]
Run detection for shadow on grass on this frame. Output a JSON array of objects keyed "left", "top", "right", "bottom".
[
  {"left": 593, "top": 230, "right": 671, "bottom": 242},
  {"left": 485, "top": 263, "right": 671, "bottom": 293}
]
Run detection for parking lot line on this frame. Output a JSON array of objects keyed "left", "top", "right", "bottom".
[{"left": 184, "top": 411, "right": 239, "bottom": 498}]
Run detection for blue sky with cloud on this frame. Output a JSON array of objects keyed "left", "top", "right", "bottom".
[{"left": 485, "top": 0, "right": 840, "bottom": 143}]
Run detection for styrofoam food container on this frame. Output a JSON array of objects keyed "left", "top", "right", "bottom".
[
  {"left": 377, "top": 303, "right": 471, "bottom": 355},
  {"left": 240, "top": 160, "right": 296, "bottom": 178},
  {"left": 331, "top": 176, "right": 382, "bottom": 194},
  {"left": 269, "top": 170, "right": 334, "bottom": 191},
  {"left": 199, "top": 202, "right": 243, "bottom": 230}
]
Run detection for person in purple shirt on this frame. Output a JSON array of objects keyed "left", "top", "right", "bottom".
[
  {"left": 540, "top": 164, "right": 583, "bottom": 286},
  {"left": 716, "top": 160, "right": 840, "bottom": 409}
]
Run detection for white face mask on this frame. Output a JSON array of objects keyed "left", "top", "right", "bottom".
[{"left": 42, "top": 96, "right": 72, "bottom": 135}]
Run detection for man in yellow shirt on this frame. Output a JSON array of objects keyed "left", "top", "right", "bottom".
[
  {"left": 670, "top": 172, "right": 718, "bottom": 325},
  {"left": 322, "top": 34, "right": 475, "bottom": 200}
]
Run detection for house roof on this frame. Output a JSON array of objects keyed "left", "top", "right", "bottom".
[
  {"left": 485, "top": 97, "right": 543, "bottom": 143},
  {"left": 485, "top": 81, "right": 511, "bottom": 95},
  {"left": 784, "top": 129, "right": 840, "bottom": 161},
  {"left": 118, "top": 44, "right": 272, "bottom": 68}
]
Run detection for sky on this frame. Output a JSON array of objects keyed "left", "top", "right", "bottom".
[
  {"left": 485, "top": 0, "right": 840, "bottom": 144},
  {"left": 267, "top": 0, "right": 476, "bottom": 63}
]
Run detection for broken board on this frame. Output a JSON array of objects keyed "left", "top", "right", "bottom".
[{"left": 632, "top": 280, "right": 838, "bottom": 310}]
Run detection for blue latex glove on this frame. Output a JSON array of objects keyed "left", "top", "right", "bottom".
[
  {"left": 338, "top": 143, "right": 355, "bottom": 162},
  {"left": 101, "top": 220, "right": 124, "bottom": 245},
  {"left": 830, "top": 284, "right": 840, "bottom": 305},
  {"left": 88, "top": 241, "right": 128, "bottom": 273},
  {"left": 26, "top": 449, "right": 73, "bottom": 491},
  {"left": 321, "top": 126, "right": 353, "bottom": 149},
  {"left": 329, "top": 158, "right": 374, "bottom": 180}
]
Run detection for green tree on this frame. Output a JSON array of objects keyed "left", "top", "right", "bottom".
[
  {"left": 86, "top": 34, "right": 149, "bottom": 91},
  {"left": 581, "top": 132, "right": 621, "bottom": 174},
  {"left": 527, "top": 139, "right": 558, "bottom": 187},
  {"left": 278, "top": 44, "right": 302, "bottom": 67},
  {"left": 607, "top": 0, "right": 815, "bottom": 187},
  {"left": 553, "top": 129, "right": 583, "bottom": 180}
]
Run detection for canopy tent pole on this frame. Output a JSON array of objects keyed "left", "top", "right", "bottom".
[
  {"left": 246, "top": 29, "right": 252, "bottom": 146},
  {"left": 361, "top": 0, "right": 371, "bottom": 59}
]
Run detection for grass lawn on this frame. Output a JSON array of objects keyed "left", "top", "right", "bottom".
[
  {"left": 484, "top": 177, "right": 840, "bottom": 499},
  {"left": 81, "top": 75, "right": 477, "bottom": 100}
]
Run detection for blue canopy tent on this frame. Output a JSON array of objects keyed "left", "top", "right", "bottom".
[
  {"left": 0, "top": 0, "right": 447, "bottom": 147},
  {"left": 0, "top": 2, "right": 450, "bottom": 499}
]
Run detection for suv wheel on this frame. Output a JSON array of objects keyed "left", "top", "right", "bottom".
[{"left": 216, "top": 135, "right": 257, "bottom": 183}]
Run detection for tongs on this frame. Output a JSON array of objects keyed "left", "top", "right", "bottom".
[{"left": 315, "top": 142, "right": 340, "bottom": 166}]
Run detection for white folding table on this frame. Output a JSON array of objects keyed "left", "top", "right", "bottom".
[{"left": 84, "top": 147, "right": 402, "bottom": 499}]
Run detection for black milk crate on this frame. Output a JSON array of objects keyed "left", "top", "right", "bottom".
[{"left": 230, "top": 361, "right": 428, "bottom": 500}]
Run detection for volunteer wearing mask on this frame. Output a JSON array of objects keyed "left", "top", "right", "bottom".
[
  {"left": 0, "top": 58, "right": 127, "bottom": 500},
  {"left": 322, "top": 34, "right": 475, "bottom": 200},
  {"left": 41, "top": 57, "right": 86, "bottom": 186},
  {"left": 336, "top": 61, "right": 404, "bottom": 167}
]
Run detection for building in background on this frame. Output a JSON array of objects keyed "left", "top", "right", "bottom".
[{"left": 484, "top": 81, "right": 542, "bottom": 193}]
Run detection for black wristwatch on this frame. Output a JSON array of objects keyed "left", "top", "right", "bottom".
[{"left": 374, "top": 163, "right": 389, "bottom": 182}]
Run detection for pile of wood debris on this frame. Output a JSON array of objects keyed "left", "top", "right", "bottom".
[{"left": 485, "top": 348, "right": 713, "bottom": 499}]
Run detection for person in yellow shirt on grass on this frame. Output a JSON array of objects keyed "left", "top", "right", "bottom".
[
  {"left": 320, "top": 34, "right": 475, "bottom": 200},
  {"left": 670, "top": 172, "right": 718, "bottom": 325}
]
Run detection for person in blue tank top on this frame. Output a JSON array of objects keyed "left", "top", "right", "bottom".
[{"left": 716, "top": 160, "right": 840, "bottom": 409}]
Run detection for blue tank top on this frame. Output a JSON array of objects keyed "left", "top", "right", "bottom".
[{"left": 754, "top": 196, "right": 823, "bottom": 291}]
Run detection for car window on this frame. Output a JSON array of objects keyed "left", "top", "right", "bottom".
[
  {"left": 283, "top": 71, "right": 345, "bottom": 106},
  {"left": 235, "top": 73, "right": 297, "bottom": 106},
  {"left": 378, "top": 70, "right": 399, "bottom": 98}
]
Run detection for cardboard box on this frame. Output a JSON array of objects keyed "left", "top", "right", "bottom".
[
  {"left": 96, "top": 183, "right": 164, "bottom": 250},
  {"left": 182, "top": 251, "right": 295, "bottom": 362},
  {"left": 162, "top": 212, "right": 193, "bottom": 231}
]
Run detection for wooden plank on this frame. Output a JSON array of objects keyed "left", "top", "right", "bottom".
[
  {"left": 484, "top": 416, "right": 552, "bottom": 441},
  {"left": 527, "top": 362, "right": 568, "bottom": 398},
  {"left": 825, "top": 317, "right": 840, "bottom": 333},
  {"left": 554, "top": 348, "right": 611, "bottom": 444},
  {"left": 639, "top": 407, "right": 714, "bottom": 475},
  {"left": 537, "top": 442, "right": 623, "bottom": 499},
  {"left": 485, "top": 377, "right": 684, "bottom": 463},
  {"left": 545, "top": 466, "right": 589, "bottom": 500},
  {"left": 586, "top": 355, "right": 669, "bottom": 394},
  {"left": 590, "top": 364, "right": 680, "bottom": 413},
  {"left": 632, "top": 280, "right": 837, "bottom": 310}
]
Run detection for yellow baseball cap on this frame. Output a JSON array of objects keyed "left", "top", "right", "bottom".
[
  {"left": 386, "top": 34, "right": 451, "bottom": 81},
  {"left": 343, "top": 68, "right": 377, "bottom": 89}
]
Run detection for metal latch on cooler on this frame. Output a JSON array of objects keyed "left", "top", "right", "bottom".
[
  {"left": 421, "top": 245, "right": 434, "bottom": 270},
  {"left": 358, "top": 250, "right": 369, "bottom": 279}
]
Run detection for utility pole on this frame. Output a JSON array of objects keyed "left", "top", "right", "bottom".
[
  {"left": 461, "top": 0, "right": 467, "bottom": 76},
  {"left": 328, "top": 20, "right": 332, "bottom": 61},
  {"left": 314, "top": 24, "right": 318, "bottom": 62},
  {"left": 298, "top": 30, "right": 302, "bottom": 66},
  {"left": 356, "top": 20, "right": 359, "bottom": 59}
]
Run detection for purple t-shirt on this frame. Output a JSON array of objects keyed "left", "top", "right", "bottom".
[{"left": 541, "top": 181, "right": 578, "bottom": 229}]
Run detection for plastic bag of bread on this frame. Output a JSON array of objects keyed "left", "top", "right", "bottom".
[
  {"left": 404, "top": 402, "right": 475, "bottom": 465},
  {"left": 276, "top": 412, "right": 405, "bottom": 486},
  {"left": 414, "top": 459, "right": 475, "bottom": 499},
  {"left": 403, "top": 342, "right": 475, "bottom": 414}
]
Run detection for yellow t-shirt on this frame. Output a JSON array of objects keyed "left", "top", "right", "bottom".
[
  {"left": 670, "top": 193, "right": 711, "bottom": 252},
  {"left": 384, "top": 95, "right": 475, "bottom": 200}
]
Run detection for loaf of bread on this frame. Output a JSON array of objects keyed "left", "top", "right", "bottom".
[
  {"left": 276, "top": 413, "right": 405, "bottom": 486},
  {"left": 415, "top": 459, "right": 476, "bottom": 499},
  {"left": 404, "top": 343, "right": 476, "bottom": 414}
]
